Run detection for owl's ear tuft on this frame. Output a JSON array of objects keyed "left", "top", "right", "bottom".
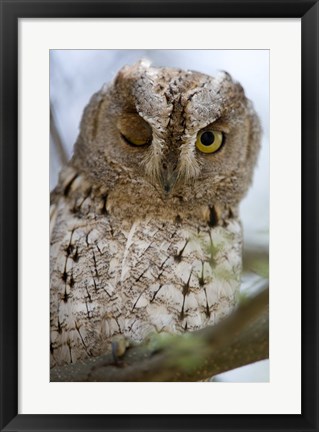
[
  {"left": 113, "top": 63, "right": 143, "bottom": 99},
  {"left": 217, "top": 71, "right": 245, "bottom": 95},
  {"left": 114, "top": 65, "right": 130, "bottom": 86},
  {"left": 114, "top": 60, "right": 151, "bottom": 86},
  {"left": 218, "top": 70, "right": 233, "bottom": 81}
]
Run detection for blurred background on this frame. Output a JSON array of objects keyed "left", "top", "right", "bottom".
[{"left": 50, "top": 50, "right": 269, "bottom": 382}]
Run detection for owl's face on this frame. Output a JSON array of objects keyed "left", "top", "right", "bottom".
[{"left": 74, "top": 62, "right": 261, "bottom": 215}]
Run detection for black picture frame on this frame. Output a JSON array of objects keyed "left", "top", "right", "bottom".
[{"left": 0, "top": 1, "right": 318, "bottom": 431}]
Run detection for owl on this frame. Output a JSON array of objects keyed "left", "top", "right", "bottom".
[{"left": 50, "top": 60, "right": 261, "bottom": 368}]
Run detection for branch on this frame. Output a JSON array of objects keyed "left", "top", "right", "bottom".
[
  {"left": 50, "top": 103, "right": 68, "bottom": 167},
  {"left": 51, "top": 284, "right": 269, "bottom": 382}
]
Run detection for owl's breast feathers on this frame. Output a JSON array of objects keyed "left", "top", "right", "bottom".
[{"left": 50, "top": 167, "right": 242, "bottom": 367}]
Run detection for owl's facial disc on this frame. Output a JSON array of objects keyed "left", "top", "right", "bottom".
[
  {"left": 116, "top": 112, "right": 202, "bottom": 194},
  {"left": 102, "top": 64, "right": 259, "bottom": 203}
]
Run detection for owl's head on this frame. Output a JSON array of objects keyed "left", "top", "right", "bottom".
[{"left": 73, "top": 61, "right": 261, "bottom": 219}]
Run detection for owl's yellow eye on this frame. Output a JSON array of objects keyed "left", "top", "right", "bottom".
[{"left": 196, "top": 130, "right": 224, "bottom": 154}]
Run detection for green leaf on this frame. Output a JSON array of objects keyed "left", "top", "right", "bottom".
[{"left": 243, "top": 246, "right": 269, "bottom": 279}]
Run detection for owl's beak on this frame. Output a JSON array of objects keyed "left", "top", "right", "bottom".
[{"left": 160, "top": 162, "right": 178, "bottom": 194}]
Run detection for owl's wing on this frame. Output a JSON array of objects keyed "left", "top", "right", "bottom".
[{"left": 50, "top": 166, "right": 122, "bottom": 366}]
